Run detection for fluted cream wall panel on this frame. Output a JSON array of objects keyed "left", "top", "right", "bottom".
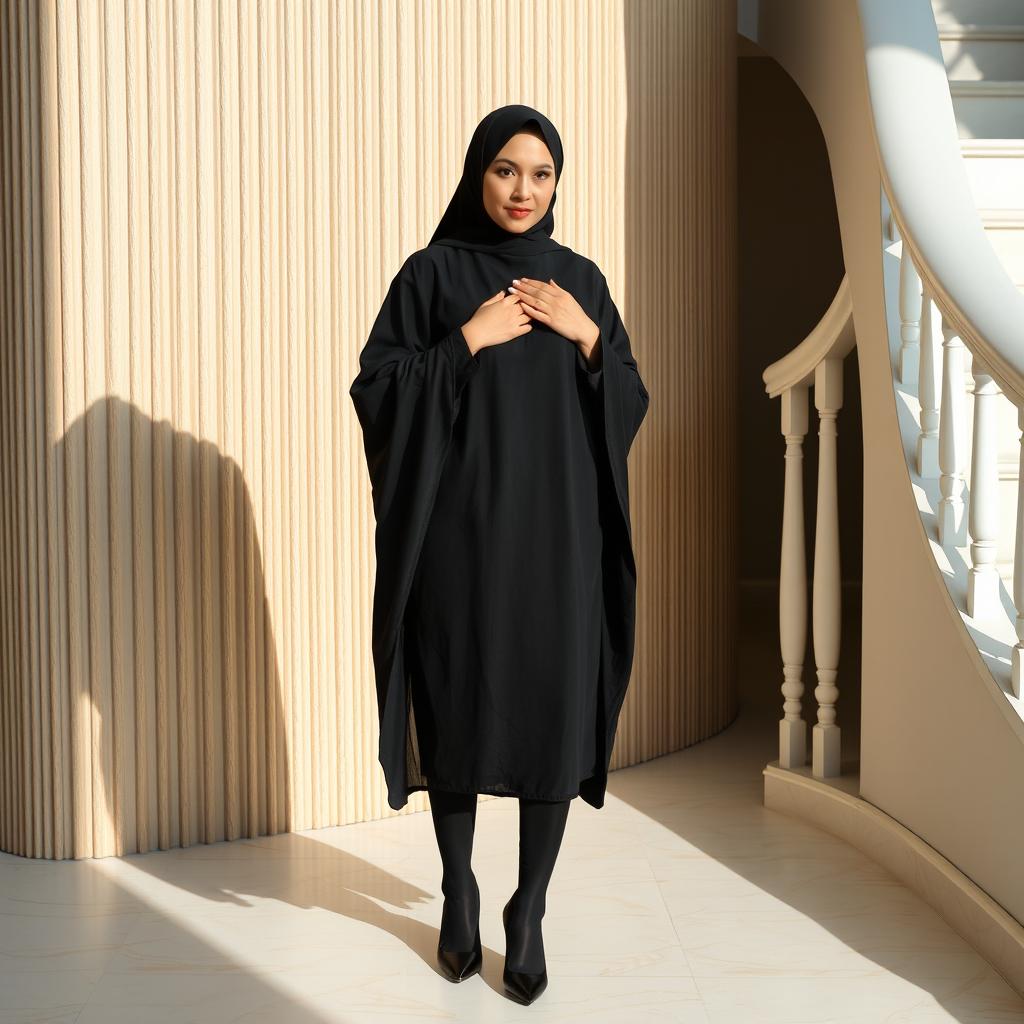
[{"left": 0, "top": 0, "right": 736, "bottom": 859}]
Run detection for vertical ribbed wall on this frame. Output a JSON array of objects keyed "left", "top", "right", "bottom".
[
  {"left": 619, "top": 1, "right": 739, "bottom": 774},
  {"left": 0, "top": 0, "right": 736, "bottom": 859}
]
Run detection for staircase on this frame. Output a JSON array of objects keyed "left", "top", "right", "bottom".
[
  {"left": 915, "top": 0, "right": 1024, "bottom": 586},
  {"left": 935, "top": 0, "right": 1024, "bottom": 280},
  {"left": 748, "top": 0, "right": 1024, "bottom": 999}
]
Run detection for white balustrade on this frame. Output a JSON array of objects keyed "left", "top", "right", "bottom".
[
  {"left": 917, "top": 286, "right": 942, "bottom": 479},
  {"left": 774, "top": 221, "right": 1024, "bottom": 777},
  {"left": 898, "top": 237, "right": 1020, "bottom": 652},
  {"left": 897, "top": 242, "right": 921, "bottom": 386},
  {"left": 771, "top": 184, "right": 1024, "bottom": 790},
  {"left": 938, "top": 315, "right": 968, "bottom": 547},
  {"left": 966, "top": 360, "right": 1001, "bottom": 620},
  {"left": 778, "top": 386, "right": 809, "bottom": 770},
  {"left": 774, "top": 361, "right": 844, "bottom": 779},
  {"left": 812, "top": 358, "right": 842, "bottom": 779}
]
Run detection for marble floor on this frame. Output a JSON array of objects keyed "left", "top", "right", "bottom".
[{"left": 2, "top": 590, "right": 1023, "bottom": 1023}]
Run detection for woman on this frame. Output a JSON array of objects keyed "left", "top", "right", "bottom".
[{"left": 349, "top": 104, "right": 649, "bottom": 1005}]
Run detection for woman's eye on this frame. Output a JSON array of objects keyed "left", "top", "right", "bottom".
[{"left": 498, "top": 168, "right": 549, "bottom": 179}]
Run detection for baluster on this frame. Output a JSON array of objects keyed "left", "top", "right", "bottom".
[
  {"left": 897, "top": 247, "right": 921, "bottom": 386},
  {"left": 967, "top": 359, "right": 1000, "bottom": 619},
  {"left": 1012, "top": 406, "right": 1024, "bottom": 698},
  {"left": 813, "top": 358, "right": 842, "bottom": 779},
  {"left": 938, "top": 315, "right": 968, "bottom": 546},
  {"left": 916, "top": 288, "right": 941, "bottom": 478},
  {"left": 778, "top": 386, "right": 809, "bottom": 769}
]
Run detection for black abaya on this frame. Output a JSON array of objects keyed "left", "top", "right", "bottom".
[{"left": 349, "top": 106, "right": 649, "bottom": 811}]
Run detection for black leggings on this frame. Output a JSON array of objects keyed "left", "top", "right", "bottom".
[{"left": 427, "top": 783, "right": 571, "bottom": 968}]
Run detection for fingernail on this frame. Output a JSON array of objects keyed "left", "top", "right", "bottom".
[{"left": 512, "top": 278, "right": 520, "bottom": 284}]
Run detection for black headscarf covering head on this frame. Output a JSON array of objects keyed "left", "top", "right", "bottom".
[{"left": 429, "top": 104, "right": 566, "bottom": 255}]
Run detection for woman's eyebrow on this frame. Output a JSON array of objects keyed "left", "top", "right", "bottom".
[{"left": 493, "top": 158, "right": 554, "bottom": 171}]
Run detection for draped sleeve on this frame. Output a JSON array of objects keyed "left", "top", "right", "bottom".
[
  {"left": 348, "top": 251, "right": 479, "bottom": 809},
  {"left": 587, "top": 268, "right": 650, "bottom": 547},
  {"left": 577, "top": 265, "right": 651, "bottom": 809},
  {"left": 595, "top": 271, "right": 649, "bottom": 452},
  {"left": 575, "top": 343, "right": 604, "bottom": 392}
]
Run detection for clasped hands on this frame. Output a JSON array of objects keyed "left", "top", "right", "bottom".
[{"left": 461, "top": 278, "right": 601, "bottom": 370}]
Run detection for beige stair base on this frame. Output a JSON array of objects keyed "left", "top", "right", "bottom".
[{"left": 764, "top": 762, "right": 1024, "bottom": 999}]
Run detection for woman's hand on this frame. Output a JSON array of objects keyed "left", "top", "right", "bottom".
[
  {"left": 509, "top": 278, "right": 600, "bottom": 359},
  {"left": 461, "top": 290, "right": 533, "bottom": 355}
]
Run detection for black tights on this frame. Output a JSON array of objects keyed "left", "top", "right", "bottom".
[
  {"left": 506, "top": 794, "right": 572, "bottom": 973},
  {"left": 428, "top": 785, "right": 481, "bottom": 954},
  {"left": 427, "top": 784, "right": 571, "bottom": 972}
]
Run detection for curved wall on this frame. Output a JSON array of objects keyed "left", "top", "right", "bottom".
[{"left": 0, "top": 0, "right": 736, "bottom": 858}]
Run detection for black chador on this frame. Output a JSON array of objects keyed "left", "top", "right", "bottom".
[{"left": 349, "top": 105, "right": 649, "bottom": 811}]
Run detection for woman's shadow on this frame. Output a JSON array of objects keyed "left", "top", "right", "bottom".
[{"left": 48, "top": 398, "right": 489, "bottom": 1006}]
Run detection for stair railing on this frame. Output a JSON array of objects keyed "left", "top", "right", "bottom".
[
  {"left": 886, "top": 199, "right": 1024, "bottom": 700},
  {"left": 863, "top": 0, "right": 1024, "bottom": 710},
  {"left": 763, "top": 0, "right": 1024, "bottom": 781},
  {"left": 762, "top": 277, "right": 856, "bottom": 777}
]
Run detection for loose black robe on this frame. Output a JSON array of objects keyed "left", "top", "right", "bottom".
[
  {"left": 350, "top": 241, "right": 649, "bottom": 810},
  {"left": 351, "top": 89, "right": 646, "bottom": 812}
]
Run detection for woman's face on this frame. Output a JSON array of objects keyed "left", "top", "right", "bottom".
[{"left": 482, "top": 131, "right": 557, "bottom": 234}]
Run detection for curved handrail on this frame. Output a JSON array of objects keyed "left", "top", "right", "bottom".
[
  {"left": 858, "top": 0, "right": 1024, "bottom": 404},
  {"left": 762, "top": 274, "right": 855, "bottom": 398}
]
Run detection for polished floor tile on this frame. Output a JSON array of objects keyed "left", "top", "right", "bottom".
[{"left": 1, "top": 592, "right": 1021, "bottom": 1022}]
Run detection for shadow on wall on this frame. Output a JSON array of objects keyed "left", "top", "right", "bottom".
[
  {"left": 51, "top": 398, "right": 292, "bottom": 860},
  {"left": 29, "top": 408, "right": 486, "bottom": 1010}
]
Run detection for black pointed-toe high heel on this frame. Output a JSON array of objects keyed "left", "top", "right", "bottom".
[
  {"left": 436, "top": 922, "right": 482, "bottom": 982},
  {"left": 436, "top": 890, "right": 482, "bottom": 983},
  {"left": 502, "top": 897, "right": 548, "bottom": 1005}
]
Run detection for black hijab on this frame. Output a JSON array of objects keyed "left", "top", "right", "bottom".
[{"left": 429, "top": 104, "right": 566, "bottom": 255}]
